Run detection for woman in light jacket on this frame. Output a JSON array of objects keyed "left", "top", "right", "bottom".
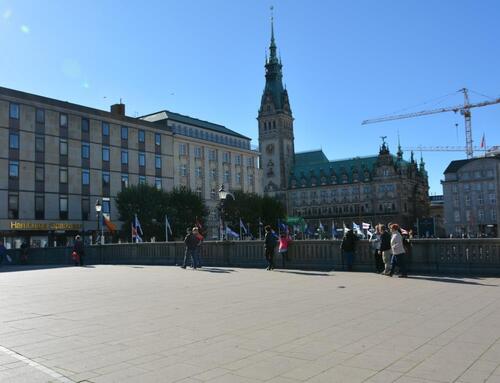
[{"left": 388, "top": 223, "right": 407, "bottom": 278}]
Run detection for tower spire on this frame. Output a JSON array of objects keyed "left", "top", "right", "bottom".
[
  {"left": 397, "top": 131, "right": 403, "bottom": 160},
  {"left": 269, "top": 6, "right": 278, "bottom": 62}
]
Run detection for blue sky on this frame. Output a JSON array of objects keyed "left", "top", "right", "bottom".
[{"left": 1, "top": 0, "right": 499, "bottom": 195}]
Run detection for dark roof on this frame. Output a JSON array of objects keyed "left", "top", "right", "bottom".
[
  {"left": 444, "top": 155, "right": 500, "bottom": 174},
  {"left": 140, "top": 110, "right": 250, "bottom": 140},
  {"left": 0, "top": 86, "right": 168, "bottom": 130},
  {"left": 443, "top": 159, "right": 473, "bottom": 174}
]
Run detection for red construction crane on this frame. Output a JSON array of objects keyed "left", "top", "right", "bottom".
[{"left": 362, "top": 88, "right": 500, "bottom": 159}]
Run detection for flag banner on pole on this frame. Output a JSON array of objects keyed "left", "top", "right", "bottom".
[
  {"left": 362, "top": 222, "right": 370, "bottom": 230},
  {"left": 103, "top": 214, "right": 116, "bottom": 233},
  {"left": 481, "top": 133, "right": 486, "bottom": 148},
  {"left": 132, "top": 214, "right": 143, "bottom": 242},
  {"left": 319, "top": 221, "right": 324, "bottom": 231},
  {"left": 226, "top": 226, "right": 239, "bottom": 239},
  {"left": 239, "top": 219, "right": 248, "bottom": 235},
  {"left": 352, "top": 222, "right": 360, "bottom": 231},
  {"left": 165, "top": 215, "right": 173, "bottom": 235},
  {"left": 400, "top": 228, "right": 409, "bottom": 235}
]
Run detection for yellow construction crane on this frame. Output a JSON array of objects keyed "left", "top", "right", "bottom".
[{"left": 362, "top": 88, "right": 500, "bottom": 159}]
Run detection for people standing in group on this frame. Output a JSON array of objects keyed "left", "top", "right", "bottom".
[
  {"left": 340, "top": 229, "right": 358, "bottom": 271},
  {"left": 388, "top": 223, "right": 408, "bottom": 278},
  {"left": 379, "top": 225, "right": 392, "bottom": 275},
  {"left": 73, "top": 235, "right": 85, "bottom": 266},
  {"left": 369, "top": 225, "right": 384, "bottom": 273},
  {"left": 182, "top": 227, "right": 201, "bottom": 269},
  {"left": 279, "top": 233, "right": 292, "bottom": 268},
  {"left": 264, "top": 225, "right": 277, "bottom": 270}
]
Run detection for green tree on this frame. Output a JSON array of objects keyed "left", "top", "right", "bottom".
[
  {"left": 115, "top": 185, "right": 207, "bottom": 241},
  {"left": 115, "top": 184, "right": 166, "bottom": 241},
  {"left": 223, "top": 191, "right": 285, "bottom": 238},
  {"left": 165, "top": 187, "right": 208, "bottom": 239}
]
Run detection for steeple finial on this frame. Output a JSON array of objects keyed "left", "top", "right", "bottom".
[
  {"left": 269, "top": 6, "right": 277, "bottom": 61},
  {"left": 397, "top": 130, "right": 403, "bottom": 160},
  {"left": 419, "top": 152, "right": 425, "bottom": 170}
]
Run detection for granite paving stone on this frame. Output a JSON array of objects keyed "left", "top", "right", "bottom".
[{"left": 0, "top": 265, "right": 499, "bottom": 382}]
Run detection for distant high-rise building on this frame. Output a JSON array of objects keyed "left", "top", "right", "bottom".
[{"left": 442, "top": 156, "right": 500, "bottom": 237}]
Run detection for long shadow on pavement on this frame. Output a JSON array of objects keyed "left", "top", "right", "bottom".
[
  {"left": 196, "top": 267, "right": 237, "bottom": 273},
  {"left": 0, "top": 265, "right": 73, "bottom": 273},
  {"left": 274, "top": 270, "right": 331, "bottom": 276},
  {"left": 407, "top": 275, "right": 498, "bottom": 286}
]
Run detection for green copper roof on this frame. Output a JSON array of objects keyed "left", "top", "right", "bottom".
[
  {"left": 290, "top": 149, "right": 414, "bottom": 187},
  {"left": 260, "top": 17, "right": 287, "bottom": 112}
]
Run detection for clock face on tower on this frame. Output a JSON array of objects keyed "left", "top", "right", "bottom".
[{"left": 266, "top": 143, "right": 274, "bottom": 154}]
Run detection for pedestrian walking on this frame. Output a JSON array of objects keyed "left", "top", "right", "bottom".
[
  {"left": 0, "top": 242, "right": 7, "bottom": 266},
  {"left": 369, "top": 225, "right": 384, "bottom": 273},
  {"left": 193, "top": 227, "right": 203, "bottom": 268},
  {"left": 340, "top": 229, "right": 358, "bottom": 271},
  {"left": 379, "top": 225, "right": 392, "bottom": 275},
  {"left": 182, "top": 228, "right": 200, "bottom": 269},
  {"left": 264, "top": 225, "right": 277, "bottom": 270},
  {"left": 72, "top": 235, "right": 85, "bottom": 266},
  {"left": 388, "top": 223, "right": 408, "bottom": 278},
  {"left": 20, "top": 241, "right": 29, "bottom": 265},
  {"left": 279, "top": 233, "right": 292, "bottom": 268}
]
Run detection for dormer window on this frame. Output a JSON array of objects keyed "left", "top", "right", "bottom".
[
  {"left": 321, "top": 176, "right": 327, "bottom": 185},
  {"left": 342, "top": 174, "right": 348, "bottom": 183},
  {"left": 364, "top": 171, "right": 370, "bottom": 181}
]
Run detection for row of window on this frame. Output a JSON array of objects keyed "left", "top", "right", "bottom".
[
  {"left": 290, "top": 184, "right": 396, "bottom": 201},
  {"left": 293, "top": 202, "right": 400, "bottom": 217},
  {"left": 453, "top": 193, "right": 497, "bottom": 207},
  {"left": 171, "top": 124, "right": 250, "bottom": 150},
  {"left": 7, "top": 193, "right": 111, "bottom": 220},
  {"left": 454, "top": 210, "right": 497, "bottom": 223},
  {"left": 9, "top": 161, "right": 163, "bottom": 190},
  {"left": 178, "top": 165, "right": 253, "bottom": 184},
  {"left": 10, "top": 134, "right": 163, "bottom": 168},
  {"left": 451, "top": 182, "right": 496, "bottom": 193},
  {"left": 8, "top": 102, "right": 162, "bottom": 145},
  {"left": 458, "top": 170, "right": 495, "bottom": 180},
  {"left": 178, "top": 144, "right": 255, "bottom": 166}
]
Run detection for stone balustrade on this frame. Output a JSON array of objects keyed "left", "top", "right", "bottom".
[{"left": 3, "top": 239, "right": 500, "bottom": 276}]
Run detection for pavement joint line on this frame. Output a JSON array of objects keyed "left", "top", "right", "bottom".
[{"left": 0, "top": 344, "right": 74, "bottom": 383}]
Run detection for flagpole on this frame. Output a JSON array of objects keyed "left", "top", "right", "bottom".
[
  {"left": 239, "top": 218, "right": 242, "bottom": 241},
  {"left": 165, "top": 215, "right": 168, "bottom": 242}
]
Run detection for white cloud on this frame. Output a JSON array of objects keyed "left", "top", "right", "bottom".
[{"left": 20, "top": 25, "right": 30, "bottom": 34}]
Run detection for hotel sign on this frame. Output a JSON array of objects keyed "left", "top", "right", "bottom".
[{"left": 10, "top": 221, "right": 82, "bottom": 231}]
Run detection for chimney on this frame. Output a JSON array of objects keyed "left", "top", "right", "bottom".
[{"left": 110, "top": 103, "right": 125, "bottom": 116}]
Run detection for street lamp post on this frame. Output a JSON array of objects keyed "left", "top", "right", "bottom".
[
  {"left": 218, "top": 184, "right": 234, "bottom": 241},
  {"left": 95, "top": 199, "right": 102, "bottom": 245}
]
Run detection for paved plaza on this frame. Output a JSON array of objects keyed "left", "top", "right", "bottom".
[{"left": 0, "top": 266, "right": 500, "bottom": 383}]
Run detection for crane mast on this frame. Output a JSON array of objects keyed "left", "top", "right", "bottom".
[{"left": 362, "top": 88, "right": 500, "bottom": 159}]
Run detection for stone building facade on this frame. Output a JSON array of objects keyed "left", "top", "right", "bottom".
[
  {"left": 257, "top": 21, "right": 430, "bottom": 231},
  {"left": 140, "top": 111, "right": 262, "bottom": 239},
  {"left": 442, "top": 156, "right": 500, "bottom": 237},
  {"left": 287, "top": 145, "right": 429, "bottom": 231},
  {"left": 0, "top": 86, "right": 174, "bottom": 248}
]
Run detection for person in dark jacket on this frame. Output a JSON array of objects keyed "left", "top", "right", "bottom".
[
  {"left": 73, "top": 235, "right": 85, "bottom": 266},
  {"left": 182, "top": 228, "right": 200, "bottom": 269},
  {"left": 264, "top": 225, "right": 277, "bottom": 270},
  {"left": 340, "top": 229, "right": 358, "bottom": 271},
  {"left": 379, "top": 225, "right": 392, "bottom": 275}
]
